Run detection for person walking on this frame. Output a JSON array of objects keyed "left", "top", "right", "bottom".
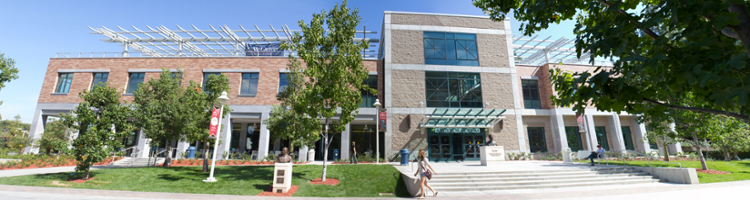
[
  {"left": 588, "top": 144, "right": 606, "bottom": 166},
  {"left": 414, "top": 149, "right": 437, "bottom": 198},
  {"left": 350, "top": 141, "right": 358, "bottom": 164}
]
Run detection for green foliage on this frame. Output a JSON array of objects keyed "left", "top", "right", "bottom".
[
  {"left": 709, "top": 117, "right": 750, "bottom": 161},
  {"left": 66, "top": 83, "right": 134, "bottom": 179},
  {"left": 475, "top": 0, "right": 750, "bottom": 121},
  {"left": 280, "top": 0, "right": 372, "bottom": 181},
  {"left": 0, "top": 115, "right": 32, "bottom": 154},
  {"left": 0, "top": 52, "right": 19, "bottom": 116},
  {"left": 36, "top": 115, "right": 75, "bottom": 155}
]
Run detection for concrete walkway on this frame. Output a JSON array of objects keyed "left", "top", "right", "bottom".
[{"left": 0, "top": 165, "right": 124, "bottom": 178}]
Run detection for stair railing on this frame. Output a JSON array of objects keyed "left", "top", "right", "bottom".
[{"left": 110, "top": 146, "right": 137, "bottom": 165}]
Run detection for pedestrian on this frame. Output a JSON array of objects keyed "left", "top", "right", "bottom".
[
  {"left": 588, "top": 144, "right": 606, "bottom": 166},
  {"left": 350, "top": 141, "right": 358, "bottom": 164},
  {"left": 414, "top": 149, "right": 437, "bottom": 198}
]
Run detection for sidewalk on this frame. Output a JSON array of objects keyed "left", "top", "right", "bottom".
[{"left": 0, "top": 165, "right": 121, "bottom": 178}]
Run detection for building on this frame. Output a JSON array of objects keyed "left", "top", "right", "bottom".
[{"left": 26, "top": 11, "right": 681, "bottom": 161}]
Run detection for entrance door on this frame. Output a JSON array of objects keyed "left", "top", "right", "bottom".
[
  {"left": 429, "top": 135, "right": 452, "bottom": 162},
  {"left": 428, "top": 132, "right": 485, "bottom": 162},
  {"left": 463, "top": 135, "right": 484, "bottom": 159}
]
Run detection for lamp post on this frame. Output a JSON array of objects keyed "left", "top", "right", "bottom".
[
  {"left": 204, "top": 91, "right": 230, "bottom": 183},
  {"left": 373, "top": 99, "right": 381, "bottom": 164}
]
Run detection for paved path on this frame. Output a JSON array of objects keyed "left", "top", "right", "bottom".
[{"left": 0, "top": 165, "right": 125, "bottom": 178}]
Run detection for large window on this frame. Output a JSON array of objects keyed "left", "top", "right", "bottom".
[
  {"left": 425, "top": 72, "right": 482, "bottom": 108},
  {"left": 527, "top": 127, "right": 547, "bottom": 152},
  {"left": 278, "top": 73, "right": 289, "bottom": 93},
  {"left": 522, "top": 79, "right": 542, "bottom": 109},
  {"left": 126, "top": 73, "right": 145, "bottom": 94},
  {"left": 240, "top": 73, "right": 259, "bottom": 96},
  {"left": 424, "top": 32, "right": 479, "bottom": 66},
  {"left": 55, "top": 73, "right": 74, "bottom": 93},
  {"left": 565, "top": 126, "right": 583, "bottom": 151},
  {"left": 170, "top": 72, "right": 182, "bottom": 86},
  {"left": 203, "top": 72, "right": 221, "bottom": 91},
  {"left": 359, "top": 75, "right": 378, "bottom": 107},
  {"left": 91, "top": 73, "right": 108, "bottom": 90},
  {"left": 230, "top": 123, "right": 241, "bottom": 152},
  {"left": 595, "top": 126, "right": 610, "bottom": 150},
  {"left": 621, "top": 126, "right": 635, "bottom": 150}
]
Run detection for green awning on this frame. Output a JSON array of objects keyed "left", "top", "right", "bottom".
[{"left": 423, "top": 108, "right": 506, "bottom": 128}]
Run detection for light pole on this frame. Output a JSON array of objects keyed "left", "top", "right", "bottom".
[
  {"left": 204, "top": 91, "right": 229, "bottom": 183},
  {"left": 373, "top": 99, "right": 381, "bottom": 164}
]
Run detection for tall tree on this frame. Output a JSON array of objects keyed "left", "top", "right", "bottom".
[
  {"left": 708, "top": 116, "right": 750, "bottom": 161},
  {"left": 282, "top": 0, "right": 373, "bottom": 181},
  {"left": 474, "top": 0, "right": 750, "bottom": 122},
  {"left": 182, "top": 73, "right": 230, "bottom": 172},
  {"left": 0, "top": 51, "right": 20, "bottom": 119},
  {"left": 132, "top": 69, "right": 224, "bottom": 167},
  {"left": 66, "top": 83, "right": 133, "bottom": 180}
]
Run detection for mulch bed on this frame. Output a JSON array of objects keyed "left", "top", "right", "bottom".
[
  {"left": 256, "top": 185, "right": 299, "bottom": 196},
  {"left": 67, "top": 177, "right": 95, "bottom": 183},
  {"left": 696, "top": 169, "right": 731, "bottom": 174},
  {"left": 310, "top": 178, "right": 339, "bottom": 185}
]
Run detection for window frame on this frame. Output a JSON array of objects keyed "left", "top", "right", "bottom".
[
  {"left": 423, "top": 31, "right": 479, "bottom": 66},
  {"left": 521, "top": 79, "right": 542, "bottom": 109},
  {"left": 91, "top": 72, "right": 109, "bottom": 90},
  {"left": 125, "top": 73, "right": 145, "bottom": 94},
  {"left": 425, "top": 71, "right": 483, "bottom": 108},
  {"left": 239, "top": 72, "right": 260, "bottom": 96},
  {"left": 277, "top": 73, "right": 289, "bottom": 95},
  {"left": 359, "top": 75, "right": 378, "bottom": 108},
  {"left": 54, "top": 73, "right": 74, "bottom": 94},
  {"left": 527, "top": 127, "right": 548, "bottom": 152},
  {"left": 202, "top": 72, "right": 222, "bottom": 92}
]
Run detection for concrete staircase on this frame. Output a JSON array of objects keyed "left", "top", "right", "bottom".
[
  {"left": 429, "top": 167, "right": 660, "bottom": 192},
  {"left": 110, "top": 157, "right": 164, "bottom": 167}
]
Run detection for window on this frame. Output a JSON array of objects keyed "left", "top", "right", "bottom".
[
  {"left": 91, "top": 73, "right": 108, "bottom": 90},
  {"left": 126, "top": 73, "right": 145, "bottom": 94},
  {"left": 54, "top": 73, "right": 74, "bottom": 93},
  {"left": 425, "top": 72, "right": 482, "bottom": 108},
  {"left": 527, "top": 127, "right": 547, "bottom": 152},
  {"left": 522, "top": 79, "right": 542, "bottom": 109},
  {"left": 278, "top": 73, "right": 289, "bottom": 93},
  {"left": 621, "top": 126, "right": 635, "bottom": 150},
  {"left": 359, "top": 75, "right": 378, "bottom": 107},
  {"left": 565, "top": 126, "right": 583, "bottom": 151},
  {"left": 645, "top": 126, "right": 658, "bottom": 149},
  {"left": 202, "top": 73, "right": 221, "bottom": 91},
  {"left": 423, "top": 32, "right": 479, "bottom": 66},
  {"left": 240, "top": 73, "right": 259, "bottom": 96},
  {"left": 230, "top": 123, "right": 241, "bottom": 151},
  {"left": 170, "top": 72, "right": 182, "bottom": 86},
  {"left": 595, "top": 126, "right": 609, "bottom": 150}
]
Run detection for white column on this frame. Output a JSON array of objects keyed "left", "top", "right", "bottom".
[
  {"left": 299, "top": 146, "right": 308, "bottom": 162},
  {"left": 550, "top": 109, "right": 568, "bottom": 153},
  {"left": 216, "top": 113, "right": 232, "bottom": 160},
  {"left": 585, "top": 114, "right": 597, "bottom": 150},
  {"left": 340, "top": 123, "right": 350, "bottom": 160},
  {"left": 176, "top": 141, "right": 190, "bottom": 159},
  {"left": 136, "top": 129, "right": 150, "bottom": 158},
  {"left": 667, "top": 123, "right": 683, "bottom": 154},
  {"left": 26, "top": 107, "right": 45, "bottom": 154},
  {"left": 608, "top": 113, "right": 626, "bottom": 152},
  {"left": 258, "top": 114, "right": 271, "bottom": 160},
  {"left": 632, "top": 117, "right": 650, "bottom": 152}
]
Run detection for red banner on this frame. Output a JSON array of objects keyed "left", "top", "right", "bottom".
[
  {"left": 379, "top": 111, "right": 387, "bottom": 132},
  {"left": 576, "top": 114, "right": 585, "bottom": 132},
  {"left": 209, "top": 107, "right": 220, "bottom": 137}
]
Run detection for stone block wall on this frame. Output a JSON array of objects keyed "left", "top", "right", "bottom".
[
  {"left": 390, "top": 13, "right": 505, "bottom": 30},
  {"left": 390, "top": 114, "right": 428, "bottom": 155},
  {"left": 390, "top": 30, "right": 424, "bottom": 65},
  {"left": 390, "top": 70, "right": 426, "bottom": 108},
  {"left": 481, "top": 73, "right": 514, "bottom": 109}
]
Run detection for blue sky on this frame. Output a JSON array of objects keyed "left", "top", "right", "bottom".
[{"left": 0, "top": 0, "right": 577, "bottom": 123}]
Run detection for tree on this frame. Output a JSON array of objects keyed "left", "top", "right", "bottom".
[
  {"left": 474, "top": 0, "right": 750, "bottom": 122},
  {"left": 0, "top": 115, "right": 32, "bottom": 154},
  {"left": 182, "top": 73, "right": 230, "bottom": 172},
  {"left": 66, "top": 83, "right": 133, "bottom": 180},
  {"left": 36, "top": 114, "right": 75, "bottom": 155},
  {"left": 132, "top": 69, "right": 230, "bottom": 168},
  {"left": 0, "top": 52, "right": 19, "bottom": 117},
  {"left": 708, "top": 116, "right": 750, "bottom": 161},
  {"left": 643, "top": 121, "right": 676, "bottom": 162},
  {"left": 281, "top": 0, "right": 373, "bottom": 181}
]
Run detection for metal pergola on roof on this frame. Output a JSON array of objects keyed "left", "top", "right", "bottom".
[
  {"left": 512, "top": 35, "right": 613, "bottom": 66},
  {"left": 80, "top": 24, "right": 379, "bottom": 58}
]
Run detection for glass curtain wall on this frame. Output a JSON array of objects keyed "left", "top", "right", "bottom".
[
  {"left": 350, "top": 124, "right": 385, "bottom": 160},
  {"left": 425, "top": 72, "right": 482, "bottom": 108}
]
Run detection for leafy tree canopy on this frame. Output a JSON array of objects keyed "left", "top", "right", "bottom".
[{"left": 474, "top": 0, "right": 750, "bottom": 121}]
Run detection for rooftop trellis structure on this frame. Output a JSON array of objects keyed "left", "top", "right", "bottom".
[
  {"left": 69, "top": 25, "right": 379, "bottom": 58},
  {"left": 512, "top": 35, "right": 613, "bottom": 66}
]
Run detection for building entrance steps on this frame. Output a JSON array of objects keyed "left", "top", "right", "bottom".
[
  {"left": 111, "top": 157, "right": 164, "bottom": 167},
  {"left": 396, "top": 161, "right": 661, "bottom": 193}
]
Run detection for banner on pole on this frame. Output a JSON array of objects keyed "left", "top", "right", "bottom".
[
  {"left": 576, "top": 114, "right": 585, "bottom": 132},
  {"left": 209, "top": 107, "right": 220, "bottom": 137},
  {"left": 379, "top": 111, "right": 387, "bottom": 132}
]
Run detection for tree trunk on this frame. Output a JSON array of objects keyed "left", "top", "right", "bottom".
[
  {"left": 691, "top": 132, "right": 709, "bottom": 170},
  {"left": 164, "top": 139, "right": 173, "bottom": 167},
  {"left": 202, "top": 140, "right": 210, "bottom": 172},
  {"left": 84, "top": 168, "right": 90, "bottom": 180},
  {"left": 724, "top": 151, "right": 731, "bottom": 161},
  {"left": 321, "top": 120, "right": 330, "bottom": 182},
  {"left": 663, "top": 142, "right": 671, "bottom": 162}
]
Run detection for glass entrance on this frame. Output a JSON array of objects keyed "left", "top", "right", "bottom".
[{"left": 427, "top": 128, "right": 485, "bottom": 162}]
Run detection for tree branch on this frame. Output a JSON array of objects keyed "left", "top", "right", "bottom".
[
  {"left": 642, "top": 98, "right": 749, "bottom": 122},
  {"left": 598, "top": 0, "right": 661, "bottom": 40}
]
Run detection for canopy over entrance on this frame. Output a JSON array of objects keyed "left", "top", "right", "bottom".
[{"left": 422, "top": 108, "right": 506, "bottom": 129}]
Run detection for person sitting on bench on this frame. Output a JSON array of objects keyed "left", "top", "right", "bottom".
[{"left": 588, "top": 144, "right": 606, "bottom": 166}]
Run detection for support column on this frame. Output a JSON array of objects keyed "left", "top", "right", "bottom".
[
  {"left": 667, "top": 123, "right": 683, "bottom": 154},
  {"left": 176, "top": 141, "right": 190, "bottom": 159},
  {"left": 136, "top": 129, "right": 150, "bottom": 158},
  {"left": 26, "top": 107, "right": 45, "bottom": 154},
  {"left": 340, "top": 123, "right": 350, "bottom": 161},
  {"left": 216, "top": 113, "right": 232, "bottom": 160},
  {"left": 299, "top": 146, "right": 308, "bottom": 162},
  {"left": 585, "top": 114, "right": 597, "bottom": 150},
  {"left": 632, "top": 117, "right": 650, "bottom": 152},
  {"left": 550, "top": 109, "right": 568, "bottom": 153},
  {"left": 258, "top": 113, "right": 270, "bottom": 160},
  {"left": 608, "top": 113, "right": 626, "bottom": 152}
]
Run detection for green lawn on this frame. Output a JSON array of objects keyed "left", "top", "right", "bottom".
[
  {"left": 578, "top": 160, "right": 750, "bottom": 183},
  {"left": 0, "top": 164, "right": 410, "bottom": 197}
]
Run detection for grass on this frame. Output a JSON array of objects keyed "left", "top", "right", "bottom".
[
  {"left": 577, "top": 159, "right": 750, "bottom": 183},
  {"left": 0, "top": 164, "right": 410, "bottom": 197}
]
